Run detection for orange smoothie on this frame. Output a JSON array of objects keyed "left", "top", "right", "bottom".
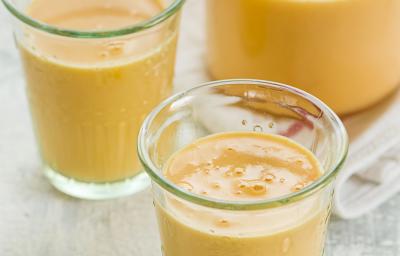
[
  {"left": 207, "top": 0, "right": 400, "bottom": 115},
  {"left": 20, "top": 0, "right": 178, "bottom": 182},
  {"left": 156, "top": 132, "right": 329, "bottom": 256}
]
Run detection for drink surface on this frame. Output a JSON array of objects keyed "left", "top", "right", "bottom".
[
  {"left": 164, "top": 132, "right": 322, "bottom": 201},
  {"left": 20, "top": 0, "right": 177, "bottom": 182},
  {"left": 157, "top": 132, "right": 329, "bottom": 256},
  {"left": 28, "top": 0, "right": 164, "bottom": 31}
]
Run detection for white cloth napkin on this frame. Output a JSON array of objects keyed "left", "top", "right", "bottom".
[
  {"left": 175, "top": 1, "right": 400, "bottom": 219},
  {"left": 333, "top": 94, "right": 400, "bottom": 219}
]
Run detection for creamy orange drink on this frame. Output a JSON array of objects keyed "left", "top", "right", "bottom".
[
  {"left": 207, "top": 0, "right": 400, "bottom": 115},
  {"left": 4, "top": 0, "right": 184, "bottom": 198},
  {"left": 156, "top": 132, "right": 327, "bottom": 256}
]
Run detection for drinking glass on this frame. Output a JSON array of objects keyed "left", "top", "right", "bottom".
[
  {"left": 138, "top": 79, "right": 348, "bottom": 256},
  {"left": 2, "top": 0, "right": 185, "bottom": 199}
]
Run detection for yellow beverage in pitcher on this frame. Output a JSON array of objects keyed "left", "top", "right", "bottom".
[{"left": 207, "top": 0, "right": 400, "bottom": 115}]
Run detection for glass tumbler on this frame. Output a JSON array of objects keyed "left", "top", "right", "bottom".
[
  {"left": 2, "top": 0, "right": 185, "bottom": 199},
  {"left": 138, "top": 80, "right": 348, "bottom": 256}
]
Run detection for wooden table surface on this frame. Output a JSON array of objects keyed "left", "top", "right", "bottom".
[{"left": 0, "top": 1, "right": 399, "bottom": 255}]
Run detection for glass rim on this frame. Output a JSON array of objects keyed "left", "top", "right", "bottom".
[
  {"left": 1, "top": 0, "right": 185, "bottom": 38},
  {"left": 138, "top": 79, "right": 349, "bottom": 211}
]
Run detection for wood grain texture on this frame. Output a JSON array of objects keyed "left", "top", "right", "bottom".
[{"left": 0, "top": 1, "right": 399, "bottom": 255}]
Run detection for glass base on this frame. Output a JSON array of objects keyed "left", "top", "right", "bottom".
[{"left": 44, "top": 166, "right": 150, "bottom": 200}]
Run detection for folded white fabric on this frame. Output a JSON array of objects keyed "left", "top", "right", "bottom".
[{"left": 333, "top": 96, "right": 400, "bottom": 219}]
